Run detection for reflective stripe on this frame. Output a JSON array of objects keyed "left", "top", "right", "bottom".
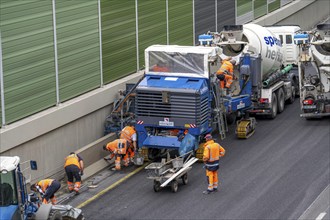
[
  {"left": 205, "top": 163, "right": 219, "bottom": 167},
  {"left": 206, "top": 144, "right": 220, "bottom": 162}
]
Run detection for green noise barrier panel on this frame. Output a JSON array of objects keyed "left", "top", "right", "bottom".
[
  {"left": 0, "top": 0, "right": 56, "bottom": 124},
  {"left": 56, "top": 1, "right": 101, "bottom": 102},
  {"left": 102, "top": 0, "right": 137, "bottom": 84}
]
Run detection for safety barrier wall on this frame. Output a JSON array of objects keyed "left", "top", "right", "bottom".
[{"left": 1, "top": 0, "right": 329, "bottom": 183}]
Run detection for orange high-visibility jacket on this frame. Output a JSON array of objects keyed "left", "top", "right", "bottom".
[
  {"left": 216, "top": 60, "right": 234, "bottom": 75},
  {"left": 120, "top": 126, "right": 136, "bottom": 144},
  {"left": 106, "top": 139, "right": 128, "bottom": 155},
  {"left": 64, "top": 154, "right": 81, "bottom": 169},
  {"left": 203, "top": 140, "right": 225, "bottom": 162},
  {"left": 36, "top": 179, "right": 54, "bottom": 193}
]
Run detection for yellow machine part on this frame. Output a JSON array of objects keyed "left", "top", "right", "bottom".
[
  {"left": 196, "top": 143, "right": 205, "bottom": 162},
  {"left": 140, "top": 147, "right": 149, "bottom": 162},
  {"left": 236, "top": 118, "right": 256, "bottom": 139}
]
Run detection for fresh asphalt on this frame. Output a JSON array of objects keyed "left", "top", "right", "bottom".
[{"left": 57, "top": 99, "right": 330, "bottom": 220}]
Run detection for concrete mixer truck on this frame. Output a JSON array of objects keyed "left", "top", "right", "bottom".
[
  {"left": 209, "top": 24, "right": 298, "bottom": 120},
  {"left": 294, "top": 23, "right": 330, "bottom": 119}
]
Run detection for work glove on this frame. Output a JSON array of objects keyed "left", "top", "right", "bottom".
[
  {"left": 103, "top": 145, "right": 107, "bottom": 151},
  {"left": 80, "top": 171, "right": 84, "bottom": 176}
]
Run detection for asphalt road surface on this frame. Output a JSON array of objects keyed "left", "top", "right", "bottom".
[{"left": 82, "top": 100, "right": 329, "bottom": 220}]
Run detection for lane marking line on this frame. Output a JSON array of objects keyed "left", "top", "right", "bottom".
[
  {"left": 299, "top": 185, "right": 330, "bottom": 219},
  {"left": 76, "top": 163, "right": 148, "bottom": 209},
  {"left": 316, "top": 212, "right": 326, "bottom": 220}
]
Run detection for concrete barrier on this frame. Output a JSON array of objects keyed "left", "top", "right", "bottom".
[{"left": 75, "top": 133, "right": 117, "bottom": 180}]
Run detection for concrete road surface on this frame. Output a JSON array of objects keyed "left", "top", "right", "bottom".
[{"left": 65, "top": 101, "right": 329, "bottom": 220}]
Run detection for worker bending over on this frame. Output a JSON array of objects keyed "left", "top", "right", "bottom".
[
  {"left": 120, "top": 121, "right": 137, "bottom": 163},
  {"left": 64, "top": 152, "right": 84, "bottom": 193},
  {"left": 103, "top": 139, "right": 129, "bottom": 171},
  {"left": 30, "top": 179, "right": 61, "bottom": 204},
  {"left": 216, "top": 58, "right": 236, "bottom": 90},
  {"left": 202, "top": 134, "right": 225, "bottom": 194}
]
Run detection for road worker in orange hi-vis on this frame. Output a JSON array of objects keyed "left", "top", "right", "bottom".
[
  {"left": 202, "top": 134, "right": 225, "bottom": 194},
  {"left": 216, "top": 58, "right": 236, "bottom": 90},
  {"left": 120, "top": 121, "right": 137, "bottom": 164},
  {"left": 152, "top": 60, "right": 169, "bottom": 72},
  {"left": 30, "top": 179, "right": 61, "bottom": 204},
  {"left": 103, "top": 139, "right": 129, "bottom": 171},
  {"left": 64, "top": 152, "right": 84, "bottom": 194}
]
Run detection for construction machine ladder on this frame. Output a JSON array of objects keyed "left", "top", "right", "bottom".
[{"left": 212, "top": 80, "right": 228, "bottom": 140}]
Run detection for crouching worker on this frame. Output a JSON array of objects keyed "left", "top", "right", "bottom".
[
  {"left": 103, "top": 139, "right": 129, "bottom": 171},
  {"left": 64, "top": 152, "right": 84, "bottom": 193},
  {"left": 30, "top": 179, "right": 61, "bottom": 204}
]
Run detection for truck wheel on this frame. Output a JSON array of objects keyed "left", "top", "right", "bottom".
[
  {"left": 171, "top": 180, "right": 178, "bottom": 193},
  {"left": 269, "top": 93, "right": 278, "bottom": 119},
  {"left": 287, "top": 86, "right": 295, "bottom": 104},
  {"left": 277, "top": 88, "right": 285, "bottom": 113},
  {"left": 226, "top": 113, "right": 236, "bottom": 125},
  {"left": 47, "top": 210, "right": 62, "bottom": 220}
]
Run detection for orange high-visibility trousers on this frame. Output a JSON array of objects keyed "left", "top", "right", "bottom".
[
  {"left": 128, "top": 148, "right": 135, "bottom": 160},
  {"left": 74, "top": 182, "right": 81, "bottom": 192},
  {"left": 218, "top": 74, "right": 233, "bottom": 89},
  {"left": 206, "top": 169, "right": 218, "bottom": 191},
  {"left": 114, "top": 155, "right": 129, "bottom": 170},
  {"left": 67, "top": 181, "right": 74, "bottom": 191}
]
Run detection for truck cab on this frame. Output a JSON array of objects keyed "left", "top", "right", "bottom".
[
  {"left": 0, "top": 156, "right": 26, "bottom": 220},
  {"left": 266, "top": 25, "right": 301, "bottom": 66}
]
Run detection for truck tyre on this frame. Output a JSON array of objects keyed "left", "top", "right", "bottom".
[
  {"left": 269, "top": 93, "right": 278, "bottom": 119},
  {"left": 47, "top": 210, "right": 62, "bottom": 220},
  {"left": 226, "top": 112, "right": 236, "bottom": 125},
  {"left": 287, "top": 86, "right": 295, "bottom": 104},
  {"left": 277, "top": 88, "right": 285, "bottom": 113}
]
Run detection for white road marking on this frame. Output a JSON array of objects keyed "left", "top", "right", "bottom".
[{"left": 316, "top": 212, "right": 327, "bottom": 220}]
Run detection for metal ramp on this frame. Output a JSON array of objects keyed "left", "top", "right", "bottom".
[{"left": 212, "top": 81, "right": 228, "bottom": 140}]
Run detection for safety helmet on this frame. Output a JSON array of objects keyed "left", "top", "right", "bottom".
[{"left": 205, "top": 134, "right": 212, "bottom": 140}]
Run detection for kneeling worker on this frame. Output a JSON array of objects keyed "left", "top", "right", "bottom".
[
  {"left": 103, "top": 139, "right": 129, "bottom": 170},
  {"left": 30, "top": 179, "right": 61, "bottom": 204},
  {"left": 64, "top": 152, "right": 84, "bottom": 193}
]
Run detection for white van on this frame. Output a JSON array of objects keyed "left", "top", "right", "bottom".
[{"left": 266, "top": 25, "right": 301, "bottom": 66}]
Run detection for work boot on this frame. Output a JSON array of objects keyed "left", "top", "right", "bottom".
[
  {"left": 202, "top": 190, "right": 213, "bottom": 195},
  {"left": 213, "top": 188, "right": 218, "bottom": 192},
  {"left": 50, "top": 197, "right": 57, "bottom": 205}
]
